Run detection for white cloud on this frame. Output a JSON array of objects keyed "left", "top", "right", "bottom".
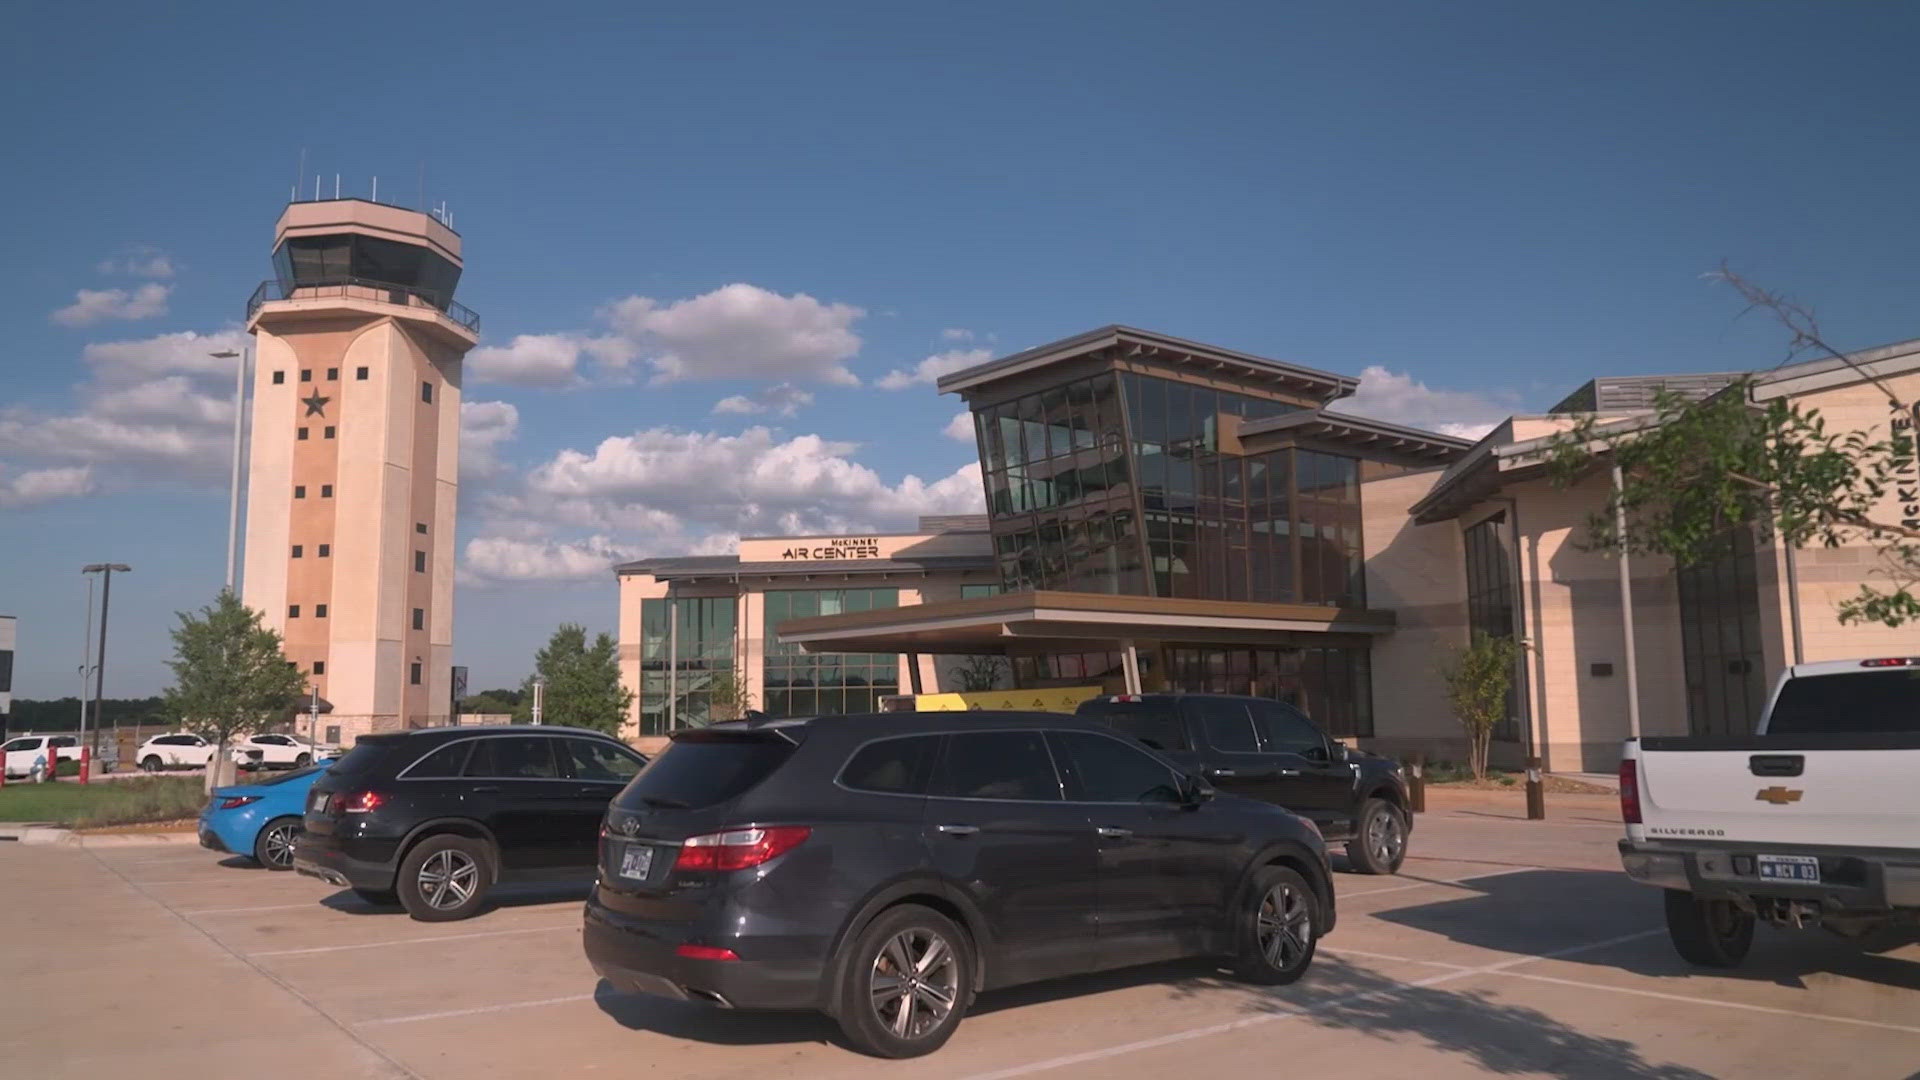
[
  {"left": 711, "top": 383, "right": 813, "bottom": 417},
  {"left": 1339, "top": 365, "right": 1519, "bottom": 441},
  {"left": 876, "top": 348, "right": 993, "bottom": 391},
  {"left": 0, "top": 465, "right": 96, "bottom": 508},
  {"left": 461, "top": 534, "right": 646, "bottom": 584},
  {"left": 96, "top": 247, "right": 175, "bottom": 278},
  {"left": 943, "top": 411, "right": 976, "bottom": 441},
  {"left": 941, "top": 328, "right": 974, "bottom": 342},
  {"left": 467, "top": 334, "right": 589, "bottom": 388},
  {"left": 603, "top": 284, "right": 864, "bottom": 386},
  {"left": 460, "top": 400, "right": 520, "bottom": 479},
  {"left": 51, "top": 283, "right": 171, "bottom": 327},
  {"left": 0, "top": 328, "right": 246, "bottom": 487}
]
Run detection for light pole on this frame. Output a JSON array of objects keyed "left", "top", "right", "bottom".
[
  {"left": 77, "top": 573, "right": 98, "bottom": 782},
  {"left": 531, "top": 677, "right": 546, "bottom": 725},
  {"left": 211, "top": 347, "right": 246, "bottom": 594},
  {"left": 82, "top": 564, "right": 131, "bottom": 767}
]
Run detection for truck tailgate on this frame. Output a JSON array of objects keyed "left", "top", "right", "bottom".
[{"left": 1634, "top": 735, "right": 1920, "bottom": 850}]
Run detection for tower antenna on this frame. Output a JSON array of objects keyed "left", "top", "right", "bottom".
[
  {"left": 295, "top": 147, "right": 306, "bottom": 203},
  {"left": 372, "top": 176, "right": 378, "bottom": 204}
]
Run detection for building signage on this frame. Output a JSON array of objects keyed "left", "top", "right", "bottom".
[
  {"left": 1893, "top": 403, "right": 1919, "bottom": 531},
  {"left": 780, "top": 537, "right": 881, "bottom": 561}
]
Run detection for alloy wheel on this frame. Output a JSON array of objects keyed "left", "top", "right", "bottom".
[
  {"left": 262, "top": 823, "right": 297, "bottom": 869},
  {"left": 1368, "top": 810, "right": 1404, "bottom": 866},
  {"left": 417, "top": 848, "right": 480, "bottom": 910},
  {"left": 868, "top": 928, "right": 959, "bottom": 1040},
  {"left": 1256, "top": 881, "right": 1312, "bottom": 971}
]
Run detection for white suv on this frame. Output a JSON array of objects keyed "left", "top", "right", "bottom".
[
  {"left": 2, "top": 735, "right": 80, "bottom": 779},
  {"left": 136, "top": 733, "right": 216, "bottom": 772},
  {"left": 231, "top": 733, "right": 333, "bottom": 769}
]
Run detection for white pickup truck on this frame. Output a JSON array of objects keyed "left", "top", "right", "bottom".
[{"left": 1619, "top": 655, "right": 1920, "bottom": 967}]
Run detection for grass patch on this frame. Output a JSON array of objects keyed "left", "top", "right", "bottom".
[{"left": 0, "top": 777, "right": 206, "bottom": 829}]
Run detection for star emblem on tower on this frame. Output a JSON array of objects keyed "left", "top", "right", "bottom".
[{"left": 301, "top": 391, "right": 330, "bottom": 417}]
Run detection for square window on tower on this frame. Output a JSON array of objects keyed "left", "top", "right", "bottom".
[
  {"left": 288, "top": 605, "right": 300, "bottom": 618},
  {"left": 315, "top": 604, "right": 328, "bottom": 618},
  {"left": 294, "top": 486, "right": 306, "bottom": 499},
  {"left": 326, "top": 367, "right": 338, "bottom": 380},
  {"left": 356, "top": 366, "right": 369, "bottom": 380},
  {"left": 412, "top": 607, "right": 424, "bottom": 630},
  {"left": 409, "top": 661, "right": 423, "bottom": 686},
  {"left": 301, "top": 370, "right": 312, "bottom": 382},
  {"left": 321, "top": 484, "right": 333, "bottom": 497},
  {"left": 313, "top": 661, "right": 326, "bottom": 675},
  {"left": 414, "top": 550, "right": 426, "bottom": 572},
  {"left": 272, "top": 371, "right": 285, "bottom": 385},
  {"left": 324, "top": 426, "right": 335, "bottom": 439},
  {"left": 298, "top": 428, "right": 309, "bottom": 441},
  {"left": 421, "top": 381, "right": 433, "bottom": 404},
  {"left": 291, "top": 545, "right": 303, "bottom": 558},
  {"left": 416, "top": 523, "right": 427, "bottom": 534},
  {"left": 318, "top": 543, "right": 331, "bottom": 557}
]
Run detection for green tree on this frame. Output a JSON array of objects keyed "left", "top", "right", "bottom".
[
  {"left": 1547, "top": 269, "right": 1920, "bottom": 627},
  {"left": 458, "top": 691, "right": 521, "bottom": 715},
  {"left": 516, "top": 624, "right": 634, "bottom": 734},
  {"left": 1439, "top": 632, "right": 1523, "bottom": 780},
  {"left": 702, "top": 658, "right": 755, "bottom": 722},
  {"left": 162, "top": 590, "right": 309, "bottom": 791}
]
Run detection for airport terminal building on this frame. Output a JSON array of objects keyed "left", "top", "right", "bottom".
[{"left": 617, "top": 326, "right": 1920, "bottom": 771}]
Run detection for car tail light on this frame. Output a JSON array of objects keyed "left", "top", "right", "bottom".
[
  {"left": 334, "top": 791, "right": 385, "bottom": 814},
  {"left": 674, "top": 944, "right": 740, "bottom": 961},
  {"left": 1619, "top": 759, "right": 1641, "bottom": 824},
  {"left": 674, "top": 826, "right": 810, "bottom": 872},
  {"left": 1860, "top": 657, "right": 1919, "bottom": 668},
  {"left": 217, "top": 796, "right": 261, "bottom": 810}
]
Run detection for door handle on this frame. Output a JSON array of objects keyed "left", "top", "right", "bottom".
[
  {"left": 1749, "top": 755, "right": 1804, "bottom": 777},
  {"left": 935, "top": 824, "right": 979, "bottom": 836},
  {"left": 1206, "top": 767, "right": 1237, "bottom": 778},
  {"left": 470, "top": 784, "right": 501, "bottom": 793},
  {"left": 1095, "top": 826, "right": 1134, "bottom": 839},
  {"left": 1278, "top": 769, "right": 1301, "bottom": 777}
]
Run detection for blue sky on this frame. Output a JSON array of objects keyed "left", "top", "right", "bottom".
[{"left": 4, "top": 0, "right": 1918, "bottom": 699}]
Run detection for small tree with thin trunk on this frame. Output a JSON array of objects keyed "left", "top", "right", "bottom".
[
  {"left": 703, "top": 659, "right": 755, "bottom": 722},
  {"left": 1439, "top": 632, "right": 1522, "bottom": 780},
  {"left": 954, "top": 655, "right": 1010, "bottom": 693},
  {"left": 163, "top": 590, "right": 309, "bottom": 793}
]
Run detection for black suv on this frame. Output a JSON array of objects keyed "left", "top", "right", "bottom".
[
  {"left": 293, "top": 726, "right": 647, "bottom": 921},
  {"left": 1076, "top": 694, "right": 1411, "bottom": 874},
  {"left": 583, "top": 711, "right": 1332, "bottom": 1059}
]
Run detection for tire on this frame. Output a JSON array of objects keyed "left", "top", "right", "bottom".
[
  {"left": 1236, "top": 866, "right": 1320, "bottom": 985},
  {"left": 1345, "top": 799, "right": 1408, "bottom": 875},
  {"left": 396, "top": 834, "right": 492, "bottom": 922},
  {"left": 353, "top": 887, "right": 400, "bottom": 907},
  {"left": 141, "top": 755, "right": 163, "bottom": 774},
  {"left": 294, "top": 753, "right": 311, "bottom": 768},
  {"left": 834, "top": 904, "right": 973, "bottom": 1058},
  {"left": 1664, "top": 889, "right": 1754, "bottom": 968},
  {"left": 253, "top": 816, "right": 301, "bottom": 871}
]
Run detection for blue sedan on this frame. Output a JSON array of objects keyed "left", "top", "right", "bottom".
[{"left": 199, "top": 760, "right": 335, "bottom": 870}]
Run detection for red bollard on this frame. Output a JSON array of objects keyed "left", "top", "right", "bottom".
[{"left": 79, "top": 745, "right": 91, "bottom": 785}]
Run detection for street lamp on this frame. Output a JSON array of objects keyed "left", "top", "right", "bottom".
[
  {"left": 81, "top": 564, "right": 131, "bottom": 769},
  {"left": 210, "top": 347, "right": 247, "bottom": 594},
  {"left": 531, "top": 676, "right": 547, "bottom": 726},
  {"left": 77, "top": 573, "right": 99, "bottom": 781}
]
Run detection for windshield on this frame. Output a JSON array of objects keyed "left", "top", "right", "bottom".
[
  {"left": 1767, "top": 671, "right": 1920, "bottom": 734},
  {"left": 613, "top": 735, "right": 793, "bottom": 811}
]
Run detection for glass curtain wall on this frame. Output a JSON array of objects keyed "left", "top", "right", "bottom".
[
  {"left": 763, "top": 589, "right": 901, "bottom": 716},
  {"left": 1164, "top": 645, "right": 1374, "bottom": 738},
  {"left": 638, "top": 596, "right": 737, "bottom": 735},
  {"left": 1676, "top": 529, "right": 1766, "bottom": 737},
  {"left": 1462, "top": 512, "right": 1524, "bottom": 741}
]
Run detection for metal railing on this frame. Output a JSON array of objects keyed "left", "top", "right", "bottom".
[{"left": 247, "top": 277, "right": 480, "bottom": 333}]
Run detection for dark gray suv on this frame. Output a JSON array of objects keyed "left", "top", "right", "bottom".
[{"left": 582, "top": 711, "right": 1334, "bottom": 1058}]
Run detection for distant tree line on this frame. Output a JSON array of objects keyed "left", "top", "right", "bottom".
[
  {"left": 3, "top": 696, "right": 169, "bottom": 731},
  {"left": 458, "top": 688, "right": 523, "bottom": 715}
]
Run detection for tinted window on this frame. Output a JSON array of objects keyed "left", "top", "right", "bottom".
[
  {"left": 840, "top": 736, "right": 938, "bottom": 795},
  {"left": 1769, "top": 672, "right": 1920, "bottom": 734},
  {"left": 466, "top": 737, "right": 561, "bottom": 779},
  {"left": 932, "top": 731, "right": 1061, "bottom": 801},
  {"left": 406, "top": 741, "right": 473, "bottom": 778},
  {"left": 1194, "top": 699, "right": 1259, "bottom": 753},
  {"left": 1075, "top": 700, "right": 1190, "bottom": 752},
  {"left": 2, "top": 739, "right": 31, "bottom": 752},
  {"left": 614, "top": 735, "right": 793, "bottom": 811},
  {"left": 1052, "top": 731, "right": 1183, "bottom": 803},
  {"left": 563, "top": 738, "right": 645, "bottom": 782},
  {"left": 50, "top": 736, "right": 76, "bottom": 748},
  {"left": 324, "top": 740, "right": 395, "bottom": 777},
  {"left": 1250, "top": 701, "right": 1326, "bottom": 756}
]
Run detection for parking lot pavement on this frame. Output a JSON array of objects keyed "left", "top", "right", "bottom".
[{"left": 6, "top": 802, "right": 1920, "bottom": 1079}]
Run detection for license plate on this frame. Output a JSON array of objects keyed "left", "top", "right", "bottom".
[
  {"left": 1758, "top": 854, "right": 1820, "bottom": 883},
  {"left": 308, "top": 790, "right": 327, "bottom": 812},
  {"left": 619, "top": 844, "right": 654, "bottom": 881}
]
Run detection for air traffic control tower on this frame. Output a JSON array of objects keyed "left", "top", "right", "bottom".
[{"left": 242, "top": 199, "right": 479, "bottom": 740}]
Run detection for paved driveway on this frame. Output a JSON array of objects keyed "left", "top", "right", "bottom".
[{"left": 3, "top": 792, "right": 1916, "bottom": 1079}]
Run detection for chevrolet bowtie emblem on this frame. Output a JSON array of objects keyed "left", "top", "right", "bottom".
[
  {"left": 618, "top": 819, "right": 639, "bottom": 835},
  {"left": 1755, "top": 786, "right": 1804, "bottom": 805}
]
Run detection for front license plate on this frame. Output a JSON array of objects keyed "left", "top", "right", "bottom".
[
  {"left": 619, "top": 844, "right": 654, "bottom": 881},
  {"left": 1757, "top": 854, "right": 1820, "bottom": 883}
]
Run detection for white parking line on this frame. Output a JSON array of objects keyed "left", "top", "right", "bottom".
[
  {"left": 183, "top": 902, "right": 342, "bottom": 916},
  {"left": 955, "top": 928, "right": 1665, "bottom": 1080},
  {"left": 359, "top": 993, "right": 597, "bottom": 1027},
  {"left": 1500, "top": 971, "right": 1920, "bottom": 1036},
  {"left": 1319, "top": 946, "right": 1470, "bottom": 971},
  {"left": 1339, "top": 866, "right": 1536, "bottom": 900},
  {"left": 1422, "top": 815, "right": 1623, "bottom": 831},
  {"left": 251, "top": 923, "right": 575, "bottom": 957}
]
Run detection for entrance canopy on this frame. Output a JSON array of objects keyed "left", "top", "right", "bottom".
[{"left": 776, "top": 590, "right": 1394, "bottom": 656}]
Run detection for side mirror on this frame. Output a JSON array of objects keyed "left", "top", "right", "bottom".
[{"left": 1182, "top": 773, "right": 1216, "bottom": 805}]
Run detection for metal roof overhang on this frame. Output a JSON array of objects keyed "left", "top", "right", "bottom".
[
  {"left": 1239, "top": 409, "right": 1471, "bottom": 467},
  {"left": 776, "top": 591, "right": 1394, "bottom": 655},
  {"left": 935, "top": 325, "right": 1359, "bottom": 402}
]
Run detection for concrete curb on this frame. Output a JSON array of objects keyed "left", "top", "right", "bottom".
[{"left": 0, "top": 823, "right": 199, "bottom": 847}]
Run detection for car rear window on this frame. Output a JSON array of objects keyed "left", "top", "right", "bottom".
[
  {"left": 840, "top": 735, "right": 939, "bottom": 795},
  {"left": 614, "top": 735, "right": 794, "bottom": 811},
  {"left": 1768, "top": 672, "right": 1920, "bottom": 734},
  {"left": 1075, "top": 701, "right": 1190, "bottom": 752},
  {"left": 323, "top": 740, "right": 395, "bottom": 777}
]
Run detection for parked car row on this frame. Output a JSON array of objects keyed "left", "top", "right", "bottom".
[
  {"left": 1, "top": 735, "right": 80, "bottom": 779},
  {"left": 142, "top": 731, "right": 337, "bottom": 773},
  {"left": 188, "top": 694, "right": 1405, "bottom": 1059}
]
